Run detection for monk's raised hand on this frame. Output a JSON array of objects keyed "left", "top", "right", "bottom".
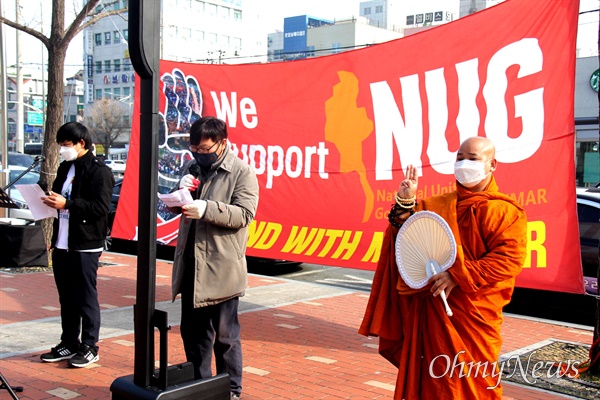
[{"left": 397, "top": 164, "right": 419, "bottom": 199}]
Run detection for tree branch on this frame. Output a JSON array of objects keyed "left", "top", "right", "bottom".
[
  {"left": 0, "top": 16, "right": 50, "bottom": 48},
  {"left": 64, "top": 3, "right": 128, "bottom": 44}
]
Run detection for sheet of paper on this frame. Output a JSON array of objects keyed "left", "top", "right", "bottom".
[
  {"left": 14, "top": 184, "right": 57, "bottom": 220},
  {"left": 157, "top": 188, "right": 194, "bottom": 208}
]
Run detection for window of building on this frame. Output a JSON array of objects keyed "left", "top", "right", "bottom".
[
  {"left": 208, "top": 33, "right": 217, "bottom": 46},
  {"left": 104, "top": 60, "right": 111, "bottom": 73},
  {"left": 220, "top": 35, "right": 230, "bottom": 48},
  {"left": 123, "top": 87, "right": 131, "bottom": 97},
  {"left": 376, "top": 5, "right": 383, "bottom": 13},
  {"left": 364, "top": 7, "right": 371, "bottom": 15},
  {"left": 123, "top": 115, "right": 130, "bottom": 125},
  {"left": 233, "top": 10, "right": 242, "bottom": 21},
  {"left": 206, "top": 3, "right": 217, "bottom": 16},
  {"left": 123, "top": 29, "right": 128, "bottom": 41},
  {"left": 78, "top": 95, "right": 84, "bottom": 104},
  {"left": 95, "top": 33, "right": 102, "bottom": 46},
  {"left": 114, "top": 59, "right": 121, "bottom": 72},
  {"left": 95, "top": 89, "right": 102, "bottom": 100},
  {"left": 576, "top": 141, "right": 600, "bottom": 187},
  {"left": 123, "top": 58, "right": 131, "bottom": 71},
  {"left": 104, "top": 88, "right": 112, "bottom": 98},
  {"left": 194, "top": 0, "right": 204, "bottom": 13},
  {"left": 181, "top": 28, "right": 191, "bottom": 42},
  {"left": 114, "top": 88, "right": 121, "bottom": 98},
  {"left": 104, "top": 32, "right": 111, "bottom": 45},
  {"left": 233, "top": 37, "right": 241, "bottom": 52},
  {"left": 122, "top": 0, "right": 129, "bottom": 8},
  {"left": 218, "top": 6, "right": 230, "bottom": 19},
  {"left": 195, "top": 30, "right": 205, "bottom": 44},
  {"left": 69, "top": 115, "right": 77, "bottom": 122},
  {"left": 95, "top": 61, "right": 102, "bottom": 73},
  {"left": 114, "top": 31, "right": 121, "bottom": 43},
  {"left": 167, "top": 25, "right": 178, "bottom": 41},
  {"left": 332, "top": 42, "right": 341, "bottom": 54}
]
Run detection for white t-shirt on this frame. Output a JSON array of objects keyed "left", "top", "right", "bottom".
[{"left": 55, "top": 165, "right": 75, "bottom": 250}]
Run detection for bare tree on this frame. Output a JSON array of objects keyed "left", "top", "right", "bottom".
[
  {"left": 0, "top": 0, "right": 126, "bottom": 245},
  {"left": 86, "top": 98, "right": 129, "bottom": 158}
]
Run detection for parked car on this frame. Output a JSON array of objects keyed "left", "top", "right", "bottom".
[
  {"left": 5, "top": 166, "right": 40, "bottom": 221},
  {"left": 8, "top": 151, "right": 36, "bottom": 169},
  {"left": 576, "top": 187, "right": 600, "bottom": 295},
  {"left": 104, "top": 159, "right": 126, "bottom": 173}
]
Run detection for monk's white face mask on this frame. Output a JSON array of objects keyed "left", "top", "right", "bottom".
[{"left": 454, "top": 159, "right": 490, "bottom": 188}]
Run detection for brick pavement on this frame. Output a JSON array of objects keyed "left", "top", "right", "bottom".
[{"left": 0, "top": 252, "right": 593, "bottom": 399}]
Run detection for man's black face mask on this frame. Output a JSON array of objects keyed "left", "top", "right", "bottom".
[{"left": 193, "top": 150, "right": 219, "bottom": 168}]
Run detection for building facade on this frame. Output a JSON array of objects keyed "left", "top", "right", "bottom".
[
  {"left": 267, "top": 15, "right": 402, "bottom": 62},
  {"left": 358, "top": 0, "right": 507, "bottom": 36},
  {"left": 63, "top": 70, "right": 85, "bottom": 124},
  {"left": 5, "top": 67, "right": 46, "bottom": 148},
  {"left": 575, "top": 56, "right": 599, "bottom": 187}
]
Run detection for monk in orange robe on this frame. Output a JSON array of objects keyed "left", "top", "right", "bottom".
[{"left": 359, "top": 137, "right": 528, "bottom": 399}]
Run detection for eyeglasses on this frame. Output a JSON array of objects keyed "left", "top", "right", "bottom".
[{"left": 189, "top": 141, "right": 220, "bottom": 154}]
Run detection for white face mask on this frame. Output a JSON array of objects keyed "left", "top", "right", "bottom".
[
  {"left": 454, "top": 159, "right": 489, "bottom": 188},
  {"left": 60, "top": 146, "right": 79, "bottom": 162}
]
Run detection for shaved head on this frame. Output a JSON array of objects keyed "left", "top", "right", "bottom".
[{"left": 458, "top": 137, "right": 495, "bottom": 162}]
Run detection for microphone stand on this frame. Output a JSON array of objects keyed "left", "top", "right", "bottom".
[{"left": 2, "top": 156, "right": 44, "bottom": 191}]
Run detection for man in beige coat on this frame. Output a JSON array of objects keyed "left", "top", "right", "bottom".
[{"left": 170, "top": 117, "right": 259, "bottom": 399}]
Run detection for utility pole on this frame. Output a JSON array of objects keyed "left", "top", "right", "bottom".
[
  {"left": 0, "top": 0, "right": 8, "bottom": 218},
  {"left": 14, "top": 0, "right": 23, "bottom": 153}
]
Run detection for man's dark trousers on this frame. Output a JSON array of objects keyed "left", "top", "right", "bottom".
[
  {"left": 180, "top": 261, "right": 243, "bottom": 396},
  {"left": 52, "top": 249, "right": 101, "bottom": 352}
]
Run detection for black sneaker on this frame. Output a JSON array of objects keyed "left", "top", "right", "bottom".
[
  {"left": 230, "top": 394, "right": 240, "bottom": 399},
  {"left": 68, "top": 344, "right": 99, "bottom": 368},
  {"left": 40, "top": 343, "right": 78, "bottom": 362}
]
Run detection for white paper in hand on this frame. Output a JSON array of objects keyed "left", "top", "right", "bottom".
[
  {"left": 158, "top": 188, "right": 194, "bottom": 208},
  {"left": 14, "top": 184, "right": 57, "bottom": 220}
]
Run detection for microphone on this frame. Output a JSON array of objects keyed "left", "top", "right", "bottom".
[
  {"left": 189, "top": 163, "right": 201, "bottom": 179},
  {"left": 34, "top": 155, "right": 46, "bottom": 162},
  {"left": 188, "top": 164, "right": 201, "bottom": 199}
]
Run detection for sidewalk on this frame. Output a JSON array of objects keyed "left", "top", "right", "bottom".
[{"left": 0, "top": 252, "right": 594, "bottom": 399}]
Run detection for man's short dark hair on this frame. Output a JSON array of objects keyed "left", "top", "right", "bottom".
[
  {"left": 56, "top": 122, "right": 94, "bottom": 150},
  {"left": 189, "top": 117, "right": 228, "bottom": 146}
]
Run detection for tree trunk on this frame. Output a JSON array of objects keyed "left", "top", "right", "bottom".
[{"left": 38, "top": 1, "right": 67, "bottom": 250}]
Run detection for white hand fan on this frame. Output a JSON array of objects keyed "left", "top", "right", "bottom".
[{"left": 395, "top": 211, "right": 457, "bottom": 316}]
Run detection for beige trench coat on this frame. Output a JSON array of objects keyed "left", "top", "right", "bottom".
[{"left": 171, "top": 147, "right": 259, "bottom": 307}]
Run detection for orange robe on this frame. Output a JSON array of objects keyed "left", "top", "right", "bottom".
[{"left": 359, "top": 177, "right": 528, "bottom": 399}]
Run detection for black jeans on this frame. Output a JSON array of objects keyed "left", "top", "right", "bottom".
[
  {"left": 180, "top": 260, "right": 242, "bottom": 395},
  {"left": 52, "top": 249, "right": 101, "bottom": 352}
]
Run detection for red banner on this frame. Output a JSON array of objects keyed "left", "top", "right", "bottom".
[{"left": 112, "top": 0, "right": 584, "bottom": 293}]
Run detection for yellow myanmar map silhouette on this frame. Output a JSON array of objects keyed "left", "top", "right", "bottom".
[{"left": 325, "top": 71, "right": 374, "bottom": 223}]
